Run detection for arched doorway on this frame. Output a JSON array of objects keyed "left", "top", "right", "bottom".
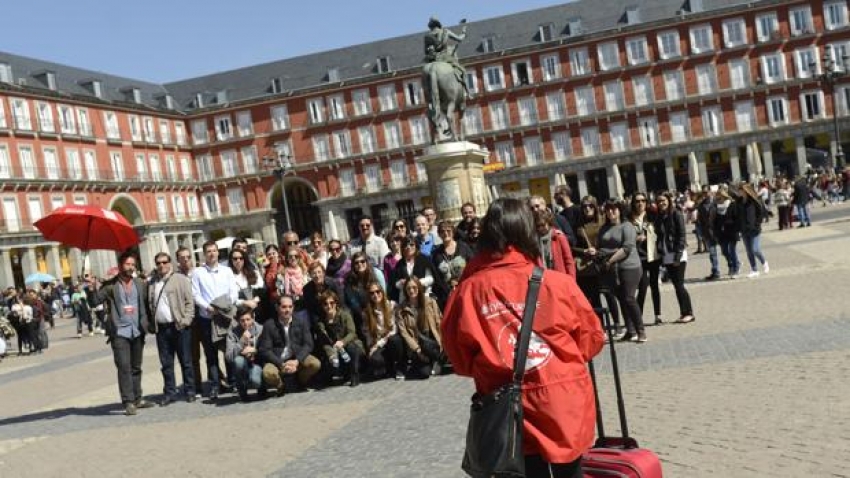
[
  {"left": 269, "top": 179, "right": 321, "bottom": 240},
  {"left": 108, "top": 195, "right": 145, "bottom": 265}
]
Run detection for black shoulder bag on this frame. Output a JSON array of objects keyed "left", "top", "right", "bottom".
[{"left": 462, "top": 266, "right": 544, "bottom": 478}]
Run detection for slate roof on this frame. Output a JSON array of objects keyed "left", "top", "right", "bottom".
[{"left": 1, "top": 0, "right": 756, "bottom": 113}]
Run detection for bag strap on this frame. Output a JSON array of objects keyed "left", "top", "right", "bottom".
[{"left": 512, "top": 266, "right": 544, "bottom": 386}]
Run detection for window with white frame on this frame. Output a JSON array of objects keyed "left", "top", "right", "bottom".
[
  {"left": 156, "top": 196, "right": 168, "bottom": 221},
  {"left": 702, "top": 106, "right": 723, "bottom": 137},
  {"left": 839, "top": 86, "right": 850, "bottom": 115},
  {"left": 416, "top": 162, "right": 429, "bottom": 183},
  {"left": 609, "top": 122, "right": 629, "bottom": 152},
  {"left": 0, "top": 144, "right": 9, "bottom": 178},
  {"left": 135, "top": 153, "right": 147, "bottom": 181},
  {"left": 767, "top": 96, "right": 788, "bottom": 125},
  {"left": 495, "top": 141, "right": 516, "bottom": 167},
  {"left": 275, "top": 140, "right": 292, "bottom": 162},
  {"left": 339, "top": 168, "right": 356, "bottom": 196},
  {"left": 795, "top": 47, "right": 820, "bottom": 79},
  {"left": 465, "top": 69, "right": 479, "bottom": 94},
  {"left": 358, "top": 126, "right": 377, "bottom": 154},
  {"left": 801, "top": 91, "right": 824, "bottom": 120},
  {"left": 484, "top": 65, "right": 506, "bottom": 91},
  {"left": 463, "top": 106, "right": 483, "bottom": 135},
  {"left": 690, "top": 24, "right": 714, "bottom": 54},
  {"left": 172, "top": 195, "right": 185, "bottom": 219},
  {"left": 43, "top": 147, "right": 59, "bottom": 179},
  {"left": 226, "top": 188, "right": 245, "bottom": 214},
  {"left": 236, "top": 111, "right": 252, "bottom": 136},
  {"left": 511, "top": 59, "right": 533, "bottom": 86},
  {"left": 241, "top": 146, "right": 258, "bottom": 174},
  {"left": 639, "top": 117, "right": 659, "bottom": 147},
  {"left": 180, "top": 156, "right": 192, "bottom": 180},
  {"left": 551, "top": 131, "right": 571, "bottom": 160},
  {"left": 523, "top": 136, "right": 543, "bottom": 166},
  {"left": 327, "top": 94, "right": 345, "bottom": 120},
  {"left": 19, "top": 145, "right": 36, "bottom": 178},
  {"left": 142, "top": 116, "right": 156, "bottom": 142},
  {"left": 58, "top": 105, "right": 76, "bottom": 134},
  {"left": 632, "top": 75, "right": 654, "bottom": 106},
  {"left": 597, "top": 42, "right": 620, "bottom": 70},
  {"left": 546, "top": 91, "right": 566, "bottom": 121},
  {"left": 270, "top": 105, "right": 289, "bottom": 130},
  {"left": 166, "top": 155, "right": 177, "bottom": 180},
  {"left": 36, "top": 102, "right": 54, "bottom": 132},
  {"left": 187, "top": 195, "right": 199, "bottom": 218},
  {"left": 307, "top": 98, "right": 325, "bottom": 123},
  {"left": 110, "top": 151, "right": 125, "bottom": 181},
  {"left": 378, "top": 84, "right": 397, "bottom": 111},
  {"left": 410, "top": 116, "right": 429, "bottom": 144},
  {"left": 11, "top": 98, "right": 32, "bottom": 131},
  {"left": 828, "top": 42, "right": 850, "bottom": 71},
  {"left": 569, "top": 47, "right": 591, "bottom": 75},
  {"left": 489, "top": 101, "right": 510, "bottom": 130},
  {"left": 761, "top": 53, "right": 786, "bottom": 84},
  {"left": 404, "top": 80, "right": 423, "bottom": 106},
  {"left": 723, "top": 18, "right": 746, "bottom": 48},
  {"left": 383, "top": 121, "right": 402, "bottom": 149},
  {"left": 518, "top": 96, "right": 538, "bottom": 125},
  {"left": 197, "top": 154, "right": 214, "bottom": 181},
  {"left": 575, "top": 86, "right": 596, "bottom": 116},
  {"left": 825, "top": 1, "right": 849, "bottom": 30},
  {"left": 729, "top": 58, "right": 750, "bottom": 89},
  {"left": 734, "top": 101, "right": 756, "bottom": 132},
  {"left": 603, "top": 81, "right": 625, "bottom": 111},
  {"left": 657, "top": 30, "right": 681, "bottom": 60},
  {"left": 669, "top": 111, "right": 690, "bottom": 142},
  {"left": 202, "top": 192, "right": 220, "bottom": 218},
  {"left": 0, "top": 100, "right": 6, "bottom": 129},
  {"left": 626, "top": 37, "right": 649, "bottom": 65},
  {"left": 696, "top": 63, "right": 718, "bottom": 95},
  {"left": 364, "top": 164, "right": 380, "bottom": 192},
  {"left": 756, "top": 12, "right": 779, "bottom": 42},
  {"left": 2, "top": 197, "right": 19, "bottom": 232},
  {"left": 312, "top": 134, "right": 330, "bottom": 161},
  {"left": 664, "top": 70, "right": 686, "bottom": 101},
  {"left": 541, "top": 54, "right": 560, "bottom": 81},
  {"left": 390, "top": 160, "right": 406, "bottom": 187},
  {"left": 159, "top": 119, "right": 171, "bottom": 144},
  {"left": 28, "top": 197, "right": 43, "bottom": 224},
  {"left": 50, "top": 196, "right": 64, "bottom": 212},
  {"left": 332, "top": 130, "right": 353, "bottom": 158},
  {"left": 73, "top": 195, "right": 86, "bottom": 205},
  {"left": 580, "top": 127, "right": 601, "bottom": 156},
  {"left": 77, "top": 108, "right": 92, "bottom": 136},
  {"left": 191, "top": 119, "right": 208, "bottom": 144},
  {"left": 351, "top": 89, "right": 371, "bottom": 116},
  {"left": 83, "top": 150, "right": 97, "bottom": 179},
  {"left": 65, "top": 148, "right": 82, "bottom": 180},
  {"left": 149, "top": 154, "right": 162, "bottom": 181},
  {"left": 789, "top": 6, "right": 814, "bottom": 36}
]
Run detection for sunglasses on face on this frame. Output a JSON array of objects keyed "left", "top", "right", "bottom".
[
  {"left": 353, "top": 259, "right": 368, "bottom": 265},
  {"left": 360, "top": 224, "right": 372, "bottom": 229},
  {"left": 635, "top": 198, "right": 646, "bottom": 203},
  {"left": 329, "top": 247, "right": 341, "bottom": 253},
  {"left": 231, "top": 256, "right": 244, "bottom": 261},
  {"left": 394, "top": 224, "right": 406, "bottom": 229},
  {"left": 582, "top": 204, "right": 595, "bottom": 209},
  {"left": 286, "top": 241, "right": 298, "bottom": 246}
]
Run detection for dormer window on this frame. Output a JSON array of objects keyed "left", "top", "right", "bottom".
[
  {"left": 567, "top": 18, "right": 583, "bottom": 37},
  {"left": 377, "top": 56, "right": 391, "bottom": 73},
  {"left": 216, "top": 90, "right": 228, "bottom": 104},
  {"left": 327, "top": 68, "right": 340, "bottom": 82},
  {"left": 688, "top": 0, "right": 704, "bottom": 13},
  {"left": 122, "top": 87, "right": 142, "bottom": 104},
  {"left": 482, "top": 36, "right": 496, "bottom": 53},
  {"left": 271, "top": 77, "right": 283, "bottom": 94},
  {"left": 35, "top": 71, "right": 57, "bottom": 90},
  {"left": 538, "top": 24, "right": 554, "bottom": 42},
  {"left": 626, "top": 6, "right": 641, "bottom": 25},
  {"left": 157, "top": 94, "right": 175, "bottom": 109},
  {"left": 80, "top": 79, "right": 103, "bottom": 99},
  {"left": 195, "top": 93, "right": 205, "bottom": 108},
  {"left": 0, "top": 63, "right": 11, "bottom": 83}
]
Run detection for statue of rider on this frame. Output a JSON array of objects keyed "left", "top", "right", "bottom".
[{"left": 423, "top": 16, "right": 468, "bottom": 95}]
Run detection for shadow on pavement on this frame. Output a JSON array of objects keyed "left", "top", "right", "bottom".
[{"left": 0, "top": 403, "right": 120, "bottom": 426}]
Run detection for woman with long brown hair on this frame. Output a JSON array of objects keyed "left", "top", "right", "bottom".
[
  {"left": 362, "top": 281, "right": 404, "bottom": 380},
  {"left": 655, "top": 191, "right": 695, "bottom": 323},
  {"left": 395, "top": 276, "right": 443, "bottom": 379}
]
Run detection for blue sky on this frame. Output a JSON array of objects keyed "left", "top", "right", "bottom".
[{"left": 1, "top": 1, "right": 566, "bottom": 83}]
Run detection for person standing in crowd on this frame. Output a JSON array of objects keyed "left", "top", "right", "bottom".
[
  {"left": 72, "top": 284, "right": 93, "bottom": 338},
  {"left": 464, "top": 217, "right": 482, "bottom": 253},
  {"left": 431, "top": 220, "right": 474, "bottom": 302},
  {"left": 390, "top": 218, "right": 412, "bottom": 240},
  {"left": 9, "top": 292, "right": 33, "bottom": 355},
  {"left": 191, "top": 241, "right": 239, "bottom": 400},
  {"left": 281, "top": 246, "right": 309, "bottom": 304},
  {"left": 554, "top": 184, "right": 582, "bottom": 239},
  {"left": 413, "top": 214, "right": 439, "bottom": 257},
  {"left": 382, "top": 235, "right": 404, "bottom": 286},
  {"left": 280, "top": 231, "right": 312, "bottom": 267},
  {"left": 308, "top": 232, "right": 329, "bottom": 269},
  {"left": 148, "top": 252, "right": 196, "bottom": 405},
  {"left": 344, "top": 251, "right": 386, "bottom": 337},
  {"left": 225, "top": 306, "right": 264, "bottom": 401},
  {"left": 262, "top": 244, "right": 285, "bottom": 322},
  {"left": 533, "top": 208, "right": 576, "bottom": 278},
  {"left": 389, "top": 237, "right": 438, "bottom": 303},
  {"left": 302, "top": 262, "right": 342, "bottom": 329},
  {"left": 363, "top": 282, "right": 404, "bottom": 380},
  {"left": 739, "top": 183, "right": 770, "bottom": 278},
  {"left": 773, "top": 178, "right": 792, "bottom": 231},
  {"left": 421, "top": 206, "right": 443, "bottom": 246},
  {"left": 94, "top": 251, "right": 154, "bottom": 416},
  {"left": 229, "top": 248, "right": 262, "bottom": 314},
  {"left": 454, "top": 202, "right": 477, "bottom": 243},
  {"left": 655, "top": 192, "right": 695, "bottom": 324},
  {"left": 442, "top": 198, "right": 605, "bottom": 477},
  {"left": 396, "top": 276, "right": 444, "bottom": 379},
  {"left": 348, "top": 215, "right": 390, "bottom": 270},
  {"left": 713, "top": 189, "right": 741, "bottom": 278},
  {"left": 175, "top": 246, "right": 208, "bottom": 399},
  {"left": 325, "top": 240, "right": 351, "bottom": 290},
  {"left": 696, "top": 188, "right": 720, "bottom": 281},
  {"left": 530, "top": 195, "right": 575, "bottom": 245},
  {"left": 631, "top": 192, "right": 663, "bottom": 325},
  {"left": 259, "top": 295, "right": 322, "bottom": 395},
  {"left": 316, "top": 290, "right": 363, "bottom": 387},
  {"left": 792, "top": 176, "right": 812, "bottom": 227}
]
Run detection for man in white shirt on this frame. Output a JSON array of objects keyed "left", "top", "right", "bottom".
[{"left": 348, "top": 215, "right": 390, "bottom": 270}]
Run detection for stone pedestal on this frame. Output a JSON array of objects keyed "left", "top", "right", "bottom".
[{"left": 419, "top": 142, "right": 490, "bottom": 223}]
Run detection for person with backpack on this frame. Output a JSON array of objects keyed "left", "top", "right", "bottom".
[{"left": 712, "top": 188, "right": 741, "bottom": 279}]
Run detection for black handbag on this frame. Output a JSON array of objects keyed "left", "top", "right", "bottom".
[{"left": 461, "top": 267, "right": 544, "bottom": 478}]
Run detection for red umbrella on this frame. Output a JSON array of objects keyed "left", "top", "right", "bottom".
[{"left": 35, "top": 205, "right": 140, "bottom": 251}]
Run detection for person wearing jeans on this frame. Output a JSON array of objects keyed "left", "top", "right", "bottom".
[
  {"left": 740, "top": 183, "right": 770, "bottom": 278},
  {"left": 225, "top": 307, "right": 264, "bottom": 401},
  {"left": 654, "top": 192, "right": 695, "bottom": 324},
  {"left": 713, "top": 189, "right": 741, "bottom": 278},
  {"left": 792, "top": 177, "right": 811, "bottom": 227}
]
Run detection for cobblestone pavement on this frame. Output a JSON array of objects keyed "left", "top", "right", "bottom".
[{"left": 1, "top": 206, "right": 849, "bottom": 477}]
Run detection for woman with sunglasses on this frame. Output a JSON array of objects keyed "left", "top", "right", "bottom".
[
  {"left": 655, "top": 191, "right": 695, "bottom": 324},
  {"left": 302, "top": 261, "right": 342, "bottom": 329},
  {"left": 262, "top": 244, "right": 284, "bottom": 321},
  {"left": 395, "top": 276, "right": 443, "bottom": 379},
  {"left": 228, "top": 249, "right": 262, "bottom": 313},
  {"left": 462, "top": 217, "right": 482, "bottom": 253},
  {"left": 308, "top": 232, "right": 329, "bottom": 269},
  {"left": 363, "top": 281, "right": 404, "bottom": 380},
  {"left": 388, "top": 236, "right": 439, "bottom": 304},
  {"left": 325, "top": 239, "right": 351, "bottom": 289},
  {"left": 316, "top": 290, "right": 364, "bottom": 387},
  {"left": 431, "top": 220, "right": 473, "bottom": 302},
  {"left": 630, "top": 192, "right": 662, "bottom": 326},
  {"left": 343, "top": 251, "right": 386, "bottom": 341},
  {"left": 390, "top": 219, "right": 412, "bottom": 240},
  {"left": 281, "top": 246, "right": 308, "bottom": 304}
]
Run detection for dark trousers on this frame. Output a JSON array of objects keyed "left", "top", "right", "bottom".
[
  {"left": 615, "top": 267, "right": 644, "bottom": 335},
  {"left": 111, "top": 334, "right": 145, "bottom": 404},
  {"left": 198, "top": 320, "right": 223, "bottom": 393},
  {"left": 525, "top": 455, "right": 582, "bottom": 478},
  {"left": 27, "top": 321, "right": 42, "bottom": 352},
  {"left": 75, "top": 305, "right": 92, "bottom": 334},
  {"left": 577, "top": 275, "right": 621, "bottom": 328},
  {"left": 155, "top": 323, "right": 195, "bottom": 397},
  {"left": 777, "top": 205, "right": 790, "bottom": 230},
  {"left": 666, "top": 262, "right": 693, "bottom": 316},
  {"left": 637, "top": 260, "right": 662, "bottom": 317},
  {"left": 367, "top": 334, "right": 404, "bottom": 376}
]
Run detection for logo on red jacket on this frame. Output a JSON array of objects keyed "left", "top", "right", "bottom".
[{"left": 498, "top": 322, "right": 552, "bottom": 372}]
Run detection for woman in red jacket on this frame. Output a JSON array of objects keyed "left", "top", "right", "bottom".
[
  {"left": 533, "top": 208, "right": 576, "bottom": 278},
  {"left": 442, "top": 198, "right": 605, "bottom": 478}
]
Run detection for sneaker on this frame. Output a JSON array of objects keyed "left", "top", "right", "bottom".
[
  {"left": 124, "top": 403, "right": 137, "bottom": 416},
  {"left": 629, "top": 334, "right": 639, "bottom": 343},
  {"left": 747, "top": 271, "right": 760, "bottom": 279},
  {"left": 618, "top": 333, "right": 634, "bottom": 342},
  {"left": 394, "top": 371, "right": 406, "bottom": 381},
  {"left": 704, "top": 274, "right": 720, "bottom": 281},
  {"left": 88, "top": 331, "right": 95, "bottom": 337},
  {"left": 653, "top": 316, "right": 663, "bottom": 326},
  {"left": 613, "top": 330, "right": 628, "bottom": 341},
  {"left": 431, "top": 362, "right": 441, "bottom": 376},
  {"left": 763, "top": 262, "right": 770, "bottom": 274},
  {"left": 135, "top": 399, "right": 155, "bottom": 409},
  {"left": 729, "top": 273, "right": 738, "bottom": 280},
  {"left": 636, "top": 333, "right": 648, "bottom": 343},
  {"left": 77, "top": 333, "right": 82, "bottom": 339}
]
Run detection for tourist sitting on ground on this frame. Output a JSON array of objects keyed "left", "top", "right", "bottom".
[
  {"left": 362, "top": 281, "right": 404, "bottom": 380},
  {"left": 431, "top": 220, "right": 473, "bottom": 303},
  {"left": 225, "top": 306, "right": 264, "bottom": 401},
  {"left": 302, "top": 262, "right": 342, "bottom": 330},
  {"left": 325, "top": 240, "right": 351, "bottom": 290},
  {"left": 258, "top": 295, "right": 321, "bottom": 396},
  {"left": 343, "top": 251, "right": 385, "bottom": 337},
  {"left": 388, "top": 237, "right": 438, "bottom": 304},
  {"left": 316, "top": 290, "right": 364, "bottom": 387},
  {"left": 395, "top": 277, "right": 443, "bottom": 379}
]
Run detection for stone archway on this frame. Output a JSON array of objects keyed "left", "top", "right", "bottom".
[
  {"left": 108, "top": 194, "right": 145, "bottom": 226},
  {"left": 269, "top": 178, "right": 321, "bottom": 239}
]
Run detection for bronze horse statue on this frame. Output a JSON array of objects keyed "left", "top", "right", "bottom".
[{"left": 423, "top": 61, "right": 466, "bottom": 143}]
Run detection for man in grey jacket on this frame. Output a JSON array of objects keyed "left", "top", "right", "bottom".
[
  {"left": 148, "top": 252, "right": 196, "bottom": 406},
  {"left": 225, "top": 306, "right": 264, "bottom": 401}
]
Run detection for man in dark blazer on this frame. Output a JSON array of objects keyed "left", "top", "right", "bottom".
[
  {"left": 258, "top": 295, "right": 321, "bottom": 395},
  {"left": 94, "top": 251, "right": 153, "bottom": 416}
]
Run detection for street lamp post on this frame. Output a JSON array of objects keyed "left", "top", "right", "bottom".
[
  {"left": 812, "top": 49, "right": 849, "bottom": 171},
  {"left": 263, "top": 144, "right": 295, "bottom": 232}
]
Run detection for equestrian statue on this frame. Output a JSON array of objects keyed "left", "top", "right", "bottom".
[{"left": 422, "top": 16, "right": 468, "bottom": 144}]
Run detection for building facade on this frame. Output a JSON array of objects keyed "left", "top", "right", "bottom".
[{"left": 1, "top": 0, "right": 849, "bottom": 287}]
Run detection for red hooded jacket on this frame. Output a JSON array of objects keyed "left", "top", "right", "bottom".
[{"left": 442, "top": 248, "right": 604, "bottom": 463}]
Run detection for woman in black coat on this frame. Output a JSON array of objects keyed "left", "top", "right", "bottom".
[
  {"left": 654, "top": 191, "right": 695, "bottom": 324},
  {"left": 388, "top": 237, "right": 443, "bottom": 305}
]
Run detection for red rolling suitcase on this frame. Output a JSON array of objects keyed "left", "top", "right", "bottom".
[{"left": 583, "top": 308, "right": 663, "bottom": 478}]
